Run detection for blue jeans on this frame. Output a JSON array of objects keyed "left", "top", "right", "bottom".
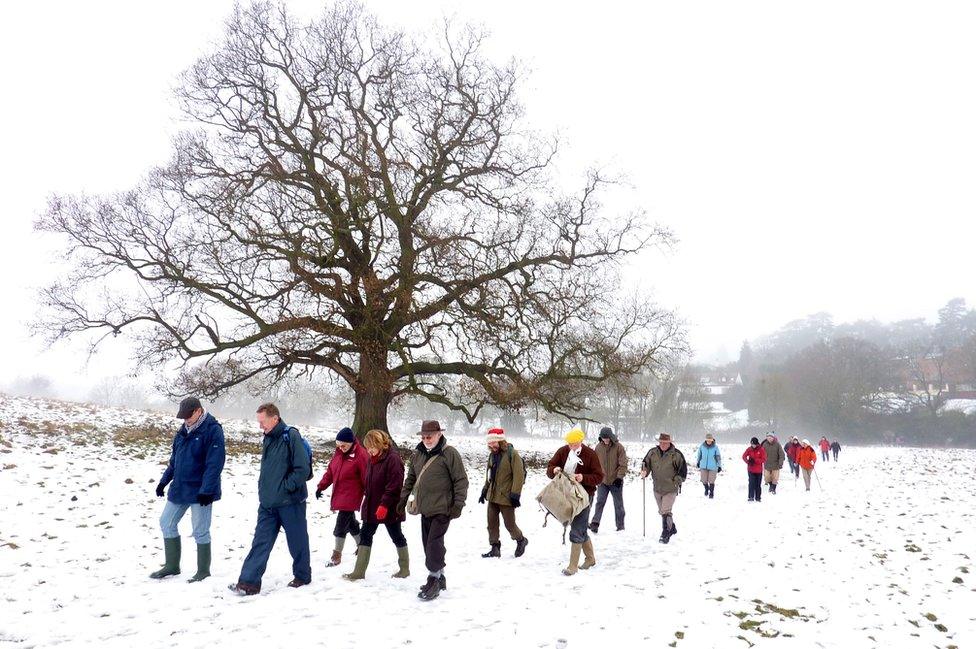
[
  {"left": 591, "top": 483, "right": 625, "bottom": 529},
  {"left": 159, "top": 500, "right": 212, "bottom": 544},
  {"left": 238, "top": 502, "right": 311, "bottom": 586}
]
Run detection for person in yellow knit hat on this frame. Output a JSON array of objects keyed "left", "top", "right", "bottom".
[{"left": 545, "top": 428, "right": 605, "bottom": 575}]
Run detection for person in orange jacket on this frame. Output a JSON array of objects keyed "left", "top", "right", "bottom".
[{"left": 796, "top": 439, "right": 818, "bottom": 491}]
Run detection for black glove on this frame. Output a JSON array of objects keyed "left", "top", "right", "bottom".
[
  {"left": 449, "top": 506, "right": 463, "bottom": 520},
  {"left": 155, "top": 482, "right": 165, "bottom": 498},
  {"left": 197, "top": 493, "right": 214, "bottom": 506},
  {"left": 315, "top": 489, "right": 323, "bottom": 500},
  {"left": 509, "top": 493, "right": 521, "bottom": 508},
  {"left": 478, "top": 485, "right": 487, "bottom": 504},
  {"left": 717, "top": 467, "right": 722, "bottom": 473},
  {"left": 612, "top": 478, "right": 623, "bottom": 488}
]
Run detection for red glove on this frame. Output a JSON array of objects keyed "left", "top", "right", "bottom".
[{"left": 376, "top": 505, "right": 388, "bottom": 521}]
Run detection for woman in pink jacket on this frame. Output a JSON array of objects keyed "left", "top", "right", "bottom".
[
  {"left": 742, "top": 437, "right": 767, "bottom": 503},
  {"left": 315, "top": 427, "right": 368, "bottom": 567}
]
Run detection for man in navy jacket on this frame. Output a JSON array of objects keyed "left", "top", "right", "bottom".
[
  {"left": 151, "top": 396, "right": 226, "bottom": 582},
  {"left": 229, "top": 402, "right": 312, "bottom": 595}
]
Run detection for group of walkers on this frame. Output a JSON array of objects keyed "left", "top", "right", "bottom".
[{"left": 149, "top": 396, "right": 839, "bottom": 600}]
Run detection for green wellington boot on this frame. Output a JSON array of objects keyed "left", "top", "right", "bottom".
[
  {"left": 392, "top": 545, "right": 410, "bottom": 579},
  {"left": 187, "top": 543, "right": 211, "bottom": 582},
  {"left": 150, "top": 537, "right": 182, "bottom": 579},
  {"left": 342, "top": 546, "right": 371, "bottom": 581}
]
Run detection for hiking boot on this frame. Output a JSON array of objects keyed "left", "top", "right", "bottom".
[
  {"left": 392, "top": 546, "right": 410, "bottom": 578},
  {"left": 440, "top": 574, "right": 447, "bottom": 590},
  {"left": 187, "top": 543, "right": 211, "bottom": 583},
  {"left": 616, "top": 525, "right": 625, "bottom": 531},
  {"left": 227, "top": 581, "right": 260, "bottom": 596},
  {"left": 150, "top": 537, "right": 181, "bottom": 579},
  {"left": 287, "top": 578, "right": 310, "bottom": 588},
  {"left": 708, "top": 484, "right": 715, "bottom": 499},
  {"left": 704, "top": 484, "right": 709, "bottom": 496},
  {"left": 580, "top": 539, "right": 596, "bottom": 570},
  {"left": 771, "top": 483, "right": 777, "bottom": 494},
  {"left": 588, "top": 521, "right": 600, "bottom": 533},
  {"left": 514, "top": 536, "right": 529, "bottom": 558},
  {"left": 342, "top": 545, "right": 371, "bottom": 581},
  {"left": 562, "top": 543, "right": 582, "bottom": 576},
  {"left": 418, "top": 575, "right": 441, "bottom": 601},
  {"left": 481, "top": 543, "right": 501, "bottom": 558},
  {"left": 326, "top": 550, "right": 342, "bottom": 567},
  {"left": 659, "top": 516, "right": 669, "bottom": 544},
  {"left": 668, "top": 515, "right": 677, "bottom": 538}
]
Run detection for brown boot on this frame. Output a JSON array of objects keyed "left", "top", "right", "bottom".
[
  {"left": 326, "top": 550, "right": 341, "bottom": 567},
  {"left": 580, "top": 539, "right": 596, "bottom": 570},
  {"left": 561, "top": 543, "right": 582, "bottom": 576}
]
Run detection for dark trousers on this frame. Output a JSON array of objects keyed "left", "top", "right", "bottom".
[
  {"left": 420, "top": 514, "right": 451, "bottom": 574},
  {"left": 333, "top": 510, "right": 362, "bottom": 538},
  {"left": 239, "top": 502, "right": 311, "bottom": 586},
  {"left": 568, "top": 496, "right": 593, "bottom": 544},
  {"left": 788, "top": 459, "right": 799, "bottom": 477},
  {"left": 821, "top": 450, "right": 829, "bottom": 462},
  {"left": 487, "top": 502, "right": 523, "bottom": 544},
  {"left": 359, "top": 518, "right": 407, "bottom": 548},
  {"left": 832, "top": 450, "right": 839, "bottom": 461},
  {"left": 747, "top": 473, "right": 762, "bottom": 501},
  {"left": 591, "top": 482, "right": 625, "bottom": 529}
]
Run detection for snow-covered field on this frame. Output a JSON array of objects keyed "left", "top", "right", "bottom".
[{"left": 1, "top": 395, "right": 974, "bottom": 648}]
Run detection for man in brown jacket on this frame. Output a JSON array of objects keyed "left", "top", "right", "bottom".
[
  {"left": 478, "top": 427, "right": 528, "bottom": 559},
  {"left": 546, "top": 428, "right": 605, "bottom": 576},
  {"left": 398, "top": 420, "right": 468, "bottom": 601},
  {"left": 640, "top": 433, "right": 686, "bottom": 544},
  {"left": 761, "top": 433, "right": 785, "bottom": 495},
  {"left": 589, "top": 426, "right": 627, "bottom": 533}
]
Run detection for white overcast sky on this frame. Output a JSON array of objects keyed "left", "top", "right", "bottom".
[{"left": 2, "top": 0, "right": 975, "bottom": 394}]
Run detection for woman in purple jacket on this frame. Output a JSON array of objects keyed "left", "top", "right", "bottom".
[{"left": 343, "top": 429, "right": 410, "bottom": 581}]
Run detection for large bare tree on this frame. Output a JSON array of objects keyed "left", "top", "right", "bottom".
[{"left": 36, "top": 2, "right": 681, "bottom": 435}]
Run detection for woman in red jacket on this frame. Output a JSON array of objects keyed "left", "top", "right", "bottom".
[
  {"left": 343, "top": 429, "right": 409, "bottom": 581},
  {"left": 315, "top": 427, "right": 368, "bottom": 567},
  {"left": 742, "top": 437, "right": 766, "bottom": 502}
]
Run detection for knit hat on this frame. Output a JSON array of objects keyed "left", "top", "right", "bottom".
[
  {"left": 336, "top": 427, "right": 355, "bottom": 444},
  {"left": 565, "top": 428, "right": 585, "bottom": 444},
  {"left": 599, "top": 426, "right": 613, "bottom": 439},
  {"left": 750, "top": 437, "right": 760, "bottom": 445},
  {"left": 766, "top": 433, "right": 775, "bottom": 439},
  {"left": 801, "top": 438, "right": 811, "bottom": 446},
  {"left": 486, "top": 427, "right": 505, "bottom": 443}
]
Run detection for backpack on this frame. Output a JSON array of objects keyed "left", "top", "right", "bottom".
[
  {"left": 282, "top": 427, "right": 314, "bottom": 481},
  {"left": 508, "top": 445, "right": 528, "bottom": 484},
  {"left": 675, "top": 448, "right": 688, "bottom": 480}
]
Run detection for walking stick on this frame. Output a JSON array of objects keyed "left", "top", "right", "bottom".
[
  {"left": 642, "top": 477, "right": 646, "bottom": 538},
  {"left": 813, "top": 466, "right": 822, "bottom": 490}
]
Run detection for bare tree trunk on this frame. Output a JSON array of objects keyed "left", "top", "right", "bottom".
[{"left": 352, "top": 352, "right": 394, "bottom": 438}]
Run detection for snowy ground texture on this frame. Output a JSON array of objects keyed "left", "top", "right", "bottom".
[{"left": 1, "top": 395, "right": 974, "bottom": 649}]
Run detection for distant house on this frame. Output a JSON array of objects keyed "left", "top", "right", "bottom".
[{"left": 900, "top": 350, "right": 976, "bottom": 399}]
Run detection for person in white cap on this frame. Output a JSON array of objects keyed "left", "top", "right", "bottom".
[
  {"left": 477, "top": 427, "right": 528, "bottom": 559},
  {"left": 695, "top": 433, "right": 722, "bottom": 499},
  {"left": 796, "top": 439, "right": 818, "bottom": 491}
]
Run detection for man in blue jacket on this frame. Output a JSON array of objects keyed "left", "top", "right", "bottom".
[
  {"left": 229, "top": 402, "right": 312, "bottom": 595},
  {"left": 151, "top": 396, "right": 226, "bottom": 582}
]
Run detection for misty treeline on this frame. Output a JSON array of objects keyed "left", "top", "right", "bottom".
[{"left": 725, "top": 298, "right": 976, "bottom": 446}]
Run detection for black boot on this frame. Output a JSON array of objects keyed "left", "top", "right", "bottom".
[
  {"left": 418, "top": 575, "right": 441, "bottom": 601},
  {"left": 771, "top": 483, "right": 777, "bottom": 495},
  {"left": 481, "top": 543, "right": 501, "bottom": 558},
  {"left": 668, "top": 514, "right": 677, "bottom": 538},
  {"left": 514, "top": 536, "right": 529, "bottom": 558},
  {"left": 708, "top": 484, "right": 715, "bottom": 499},
  {"left": 704, "top": 483, "right": 709, "bottom": 497},
  {"left": 659, "top": 515, "right": 671, "bottom": 544}
]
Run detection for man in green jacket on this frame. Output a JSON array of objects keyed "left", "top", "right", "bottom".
[
  {"left": 398, "top": 420, "right": 469, "bottom": 602},
  {"left": 640, "top": 433, "right": 686, "bottom": 544},
  {"left": 229, "top": 402, "right": 311, "bottom": 595},
  {"left": 761, "top": 433, "right": 785, "bottom": 495},
  {"left": 478, "top": 427, "right": 528, "bottom": 559}
]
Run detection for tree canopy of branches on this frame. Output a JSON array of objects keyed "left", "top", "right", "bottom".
[{"left": 37, "top": 2, "right": 681, "bottom": 436}]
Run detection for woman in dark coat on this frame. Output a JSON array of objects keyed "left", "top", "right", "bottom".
[{"left": 343, "top": 429, "right": 409, "bottom": 581}]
